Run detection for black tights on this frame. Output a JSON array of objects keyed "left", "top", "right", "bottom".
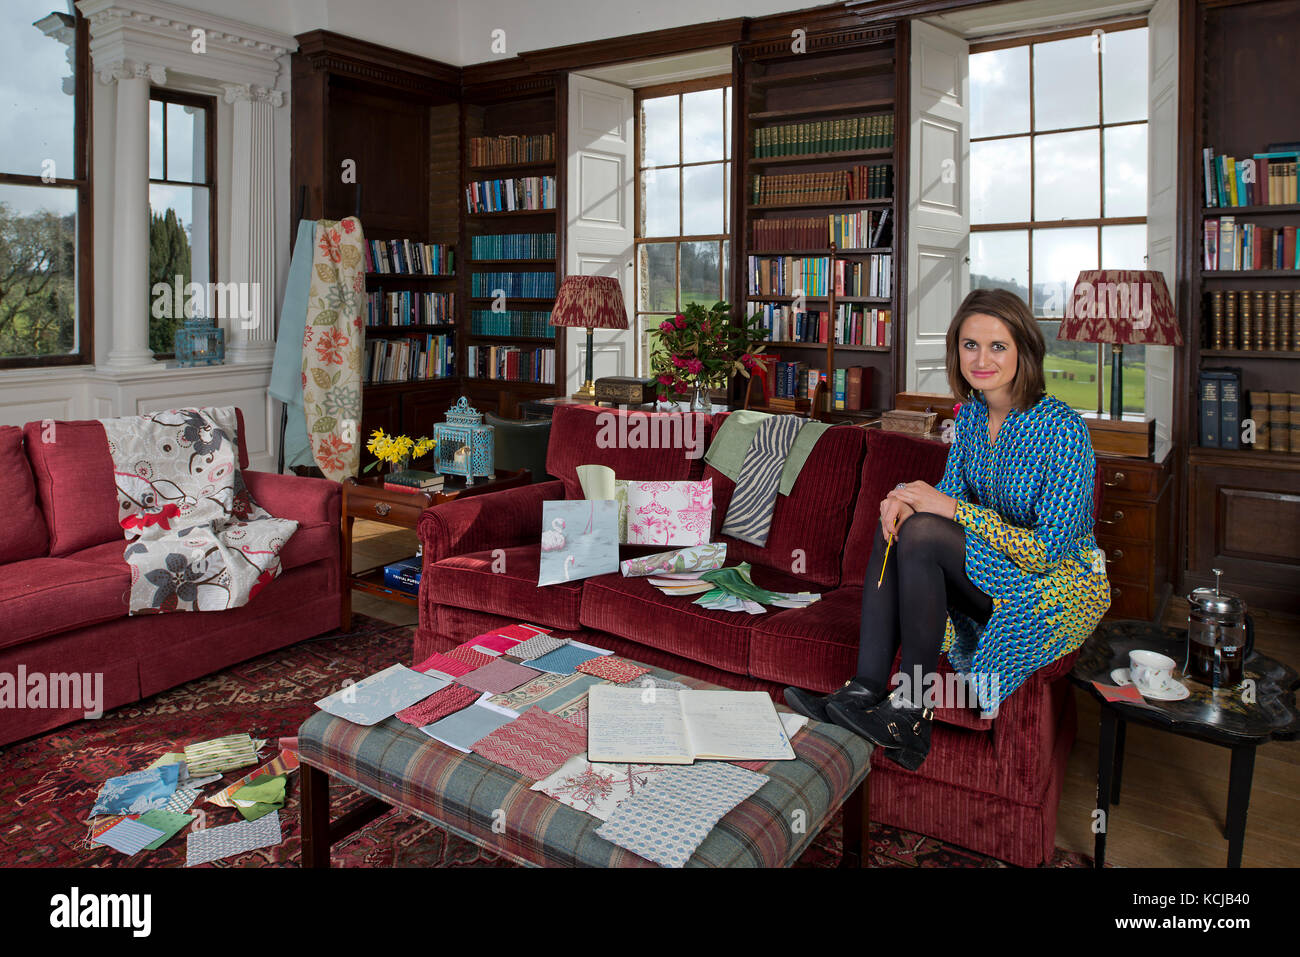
[{"left": 855, "top": 512, "right": 993, "bottom": 696}]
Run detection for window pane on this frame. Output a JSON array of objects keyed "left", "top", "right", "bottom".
[
  {"left": 682, "top": 88, "right": 724, "bottom": 164},
  {"left": 970, "top": 47, "right": 1030, "bottom": 137},
  {"left": 1102, "top": 223, "right": 1147, "bottom": 269},
  {"left": 682, "top": 163, "right": 725, "bottom": 235},
  {"left": 1040, "top": 319, "right": 1101, "bottom": 410},
  {"left": 640, "top": 95, "right": 678, "bottom": 167},
  {"left": 1032, "top": 226, "right": 1097, "bottom": 318},
  {"left": 164, "top": 102, "right": 204, "bottom": 183},
  {"left": 1103, "top": 343, "right": 1146, "bottom": 414},
  {"left": 150, "top": 99, "right": 164, "bottom": 180},
  {"left": 0, "top": 2, "right": 76, "bottom": 177},
  {"left": 680, "top": 241, "right": 720, "bottom": 307},
  {"left": 724, "top": 87, "right": 732, "bottom": 160},
  {"left": 971, "top": 230, "right": 1028, "bottom": 300},
  {"left": 0, "top": 184, "right": 77, "bottom": 358},
  {"left": 640, "top": 168, "right": 679, "bottom": 237},
  {"left": 721, "top": 239, "right": 730, "bottom": 305},
  {"left": 1104, "top": 124, "right": 1147, "bottom": 217},
  {"left": 1035, "top": 130, "right": 1100, "bottom": 220},
  {"left": 150, "top": 185, "right": 210, "bottom": 354},
  {"left": 1033, "top": 36, "right": 1099, "bottom": 131},
  {"left": 971, "top": 137, "right": 1030, "bottom": 224},
  {"left": 638, "top": 242, "right": 677, "bottom": 312},
  {"left": 1101, "top": 28, "right": 1148, "bottom": 123}
]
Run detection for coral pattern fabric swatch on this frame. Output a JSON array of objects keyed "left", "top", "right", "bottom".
[
  {"left": 471, "top": 706, "right": 588, "bottom": 780},
  {"left": 531, "top": 753, "right": 673, "bottom": 821},
  {"left": 455, "top": 659, "right": 543, "bottom": 695},
  {"left": 445, "top": 645, "right": 496, "bottom": 670},
  {"left": 625, "top": 479, "right": 713, "bottom": 546},
  {"left": 575, "top": 655, "right": 651, "bottom": 684},
  {"left": 395, "top": 685, "right": 481, "bottom": 727}
]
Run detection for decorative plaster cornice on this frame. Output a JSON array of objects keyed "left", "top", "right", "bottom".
[
  {"left": 222, "top": 83, "right": 285, "bottom": 108},
  {"left": 76, "top": 0, "right": 296, "bottom": 91}
]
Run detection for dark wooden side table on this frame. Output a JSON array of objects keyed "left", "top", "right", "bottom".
[
  {"left": 1070, "top": 620, "right": 1299, "bottom": 867},
  {"left": 341, "top": 469, "right": 530, "bottom": 631}
]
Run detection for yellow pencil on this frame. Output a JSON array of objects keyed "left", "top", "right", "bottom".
[{"left": 877, "top": 532, "right": 893, "bottom": 589}]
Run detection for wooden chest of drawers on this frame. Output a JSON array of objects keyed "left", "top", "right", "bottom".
[{"left": 1094, "top": 454, "right": 1174, "bottom": 622}]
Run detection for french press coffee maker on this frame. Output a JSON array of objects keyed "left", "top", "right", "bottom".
[{"left": 1185, "top": 568, "right": 1255, "bottom": 689}]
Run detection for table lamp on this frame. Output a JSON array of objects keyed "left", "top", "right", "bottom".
[{"left": 549, "top": 275, "right": 628, "bottom": 399}]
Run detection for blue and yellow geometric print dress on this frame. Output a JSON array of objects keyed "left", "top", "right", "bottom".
[{"left": 937, "top": 392, "right": 1111, "bottom": 712}]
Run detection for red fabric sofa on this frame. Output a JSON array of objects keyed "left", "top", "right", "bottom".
[
  {"left": 0, "top": 409, "right": 342, "bottom": 747},
  {"left": 416, "top": 405, "right": 1085, "bottom": 867}
]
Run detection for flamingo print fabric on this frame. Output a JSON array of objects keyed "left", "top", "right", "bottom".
[
  {"left": 538, "top": 499, "right": 619, "bottom": 586},
  {"left": 625, "top": 479, "right": 713, "bottom": 546},
  {"left": 100, "top": 407, "right": 297, "bottom": 614}
]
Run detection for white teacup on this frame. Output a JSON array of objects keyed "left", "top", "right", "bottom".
[{"left": 1129, "top": 649, "right": 1178, "bottom": 696}]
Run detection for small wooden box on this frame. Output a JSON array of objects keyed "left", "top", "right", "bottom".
[
  {"left": 594, "top": 377, "right": 656, "bottom": 405},
  {"left": 1082, "top": 413, "right": 1156, "bottom": 458},
  {"left": 881, "top": 409, "right": 937, "bottom": 434},
  {"left": 767, "top": 395, "right": 811, "bottom": 413}
]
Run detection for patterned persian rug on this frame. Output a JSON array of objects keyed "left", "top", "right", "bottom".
[{"left": 0, "top": 616, "right": 1093, "bottom": 868}]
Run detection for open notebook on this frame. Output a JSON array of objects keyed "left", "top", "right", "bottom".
[{"left": 587, "top": 685, "right": 796, "bottom": 764}]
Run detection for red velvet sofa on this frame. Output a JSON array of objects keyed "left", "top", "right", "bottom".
[
  {"left": 0, "top": 410, "right": 342, "bottom": 748},
  {"left": 416, "top": 405, "right": 1084, "bottom": 867}
]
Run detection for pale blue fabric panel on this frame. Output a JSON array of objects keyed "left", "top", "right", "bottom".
[{"left": 269, "top": 220, "right": 318, "bottom": 470}]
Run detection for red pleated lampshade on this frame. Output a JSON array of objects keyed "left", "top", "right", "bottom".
[
  {"left": 1059, "top": 269, "right": 1183, "bottom": 346},
  {"left": 549, "top": 275, "right": 629, "bottom": 330}
]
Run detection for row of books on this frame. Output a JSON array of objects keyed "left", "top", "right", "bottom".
[
  {"left": 469, "top": 133, "right": 555, "bottom": 168},
  {"left": 831, "top": 366, "right": 873, "bottom": 411},
  {"left": 747, "top": 254, "right": 892, "bottom": 298},
  {"left": 1199, "top": 371, "right": 1300, "bottom": 453},
  {"left": 749, "top": 209, "right": 892, "bottom": 251},
  {"left": 1203, "top": 217, "right": 1299, "bottom": 270},
  {"left": 470, "top": 309, "right": 557, "bottom": 338},
  {"left": 470, "top": 232, "right": 557, "bottom": 260},
  {"left": 364, "top": 240, "right": 454, "bottom": 276},
  {"left": 470, "top": 271, "right": 556, "bottom": 298},
  {"left": 466, "top": 345, "right": 556, "bottom": 384},
  {"left": 1247, "top": 390, "right": 1300, "bottom": 453},
  {"left": 1204, "top": 289, "right": 1297, "bottom": 351},
  {"left": 750, "top": 165, "right": 892, "bottom": 206},
  {"left": 465, "top": 176, "right": 556, "bottom": 214},
  {"left": 749, "top": 303, "right": 892, "bottom": 346},
  {"left": 1202, "top": 144, "right": 1299, "bottom": 207},
  {"left": 364, "top": 290, "right": 454, "bottom": 327},
  {"left": 364, "top": 335, "right": 455, "bottom": 384},
  {"left": 752, "top": 113, "right": 894, "bottom": 158}
]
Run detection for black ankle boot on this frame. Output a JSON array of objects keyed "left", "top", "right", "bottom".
[
  {"left": 826, "top": 691, "right": 933, "bottom": 770},
  {"left": 783, "top": 679, "right": 885, "bottom": 724}
]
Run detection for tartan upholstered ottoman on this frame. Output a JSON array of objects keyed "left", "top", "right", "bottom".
[{"left": 298, "top": 662, "right": 874, "bottom": 868}]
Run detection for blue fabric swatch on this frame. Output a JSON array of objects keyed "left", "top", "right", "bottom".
[
  {"left": 523, "top": 645, "right": 603, "bottom": 675},
  {"left": 90, "top": 765, "right": 181, "bottom": 816}
]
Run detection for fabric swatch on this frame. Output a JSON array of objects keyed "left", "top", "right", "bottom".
[
  {"left": 90, "top": 765, "right": 180, "bottom": 817},
  {"left": 314, "top": 664, "right": 448, "bottom": 726},
  {"left": 488, "top": 671, "right": 583, "bottom": 712},
  {"left": 533, "top": 673, "right": 603, "bottom": 715},
  {"left": 625, "top": 479, "right": 713, "bottom": 546},
  {"left": 396, "top": 684, "right": 481, "bottom": 727},
  {"left": 721, "top": 413, "right": 803, "bottom": 546},
  {"left": 420, "top": 703, "right": 516, "bottom": 753},
  {"left": 509, "top": 634, "right": 569, "bottom": 661},
  {"left": 456, "top": 659, "right": 543, "bottom": 695},
  {"left": 562, "top": 707, "right": 589, "bottom": 729},
  {"left": 446, "top": 644, "right": 497, "bottom": 670},
  {"left": 531, "top": 753, "right": 674, "bottom": 821},
  {"left": 575, "top": 655, "right": 651, "bottom": 684},
  {"left": 136, "top": 810, "right": 195, "bottom": 850},
  {"left": 470, "top": 645, "right": 503, "bottom": 657},
  {"left": 472, "top": 623, "right": 550, "bottom": 653},
  {"left": 208, "top": 749, "right": 300, "bottom": 807},
  {"left": 523, "top": 645, "right": 603, "bottom": 675},
  {"left": 231, "top": 773, "right": 287, "bottom": 822},
  {"left": 412, "top": 651, "right": 477, "bottom": 678},
  {"left": 183, "top": 733, "right": 260, "bottom": 776},
  {"left": 94, "top": 818, "right": 166, "bottom": 855},
  {"left": 161, "top": 787, "right": 201, "bottom": 815},
  {"left": 471, "top": 706, "right": 588, "bottom": 780},
  {"left": 596, "top": 763, "right": 769, "bottom": 867},
  {"left": 186, "top": 809, "right": 283, "bottom": 866}
]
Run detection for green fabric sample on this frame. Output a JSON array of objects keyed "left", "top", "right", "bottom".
[
  {"left": 699, "top": 563, "right": 778, "bottom": 604},
  {"left": 702, "top": 410, "right": 771, "bottom": 481},
  {"left": 779, "top": 421, "right": 832, "bottom": 496},
  {"left": 231, "top": 773, "right": 287, "bottom": 822},
  {"left": 136, "top": 809, "right": 195, "bottom": 850}
]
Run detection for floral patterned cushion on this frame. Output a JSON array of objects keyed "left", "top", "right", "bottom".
[{"left": 625, "top": 478, "right": 713, "bottom": 547}]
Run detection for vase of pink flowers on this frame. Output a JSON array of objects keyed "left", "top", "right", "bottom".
[{"left": 650, "top": 301, "right": 768, "bottom": 411}]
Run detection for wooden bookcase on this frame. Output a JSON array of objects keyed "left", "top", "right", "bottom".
[
  {"left": 1178, "top": 0, "right": 1300, "bottom": 613},
  {"left": 459, "top": 75, "right": 567, "bottom": 416},
  {"left": 735, "top": 24, "right": 904, "bottom": 423}
]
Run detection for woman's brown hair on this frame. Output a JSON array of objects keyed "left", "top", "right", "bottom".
[{"left": 945, "top": 288, "right": 1046, "bottom": 410}]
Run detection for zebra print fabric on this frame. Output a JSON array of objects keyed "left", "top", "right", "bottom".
[{"left": 720, "top": 414, "right": 804, "bottom": 546}]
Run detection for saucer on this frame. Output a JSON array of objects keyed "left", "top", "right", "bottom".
[{"left": 1110, "top": 668, "right": 1190, "bottom": 701}]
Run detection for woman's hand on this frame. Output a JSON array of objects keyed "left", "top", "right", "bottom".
[
  {"left": 879, "top": 495, "right": 915, "bottom": 541},
  {"left": 889, "top": 481, "right": 958, "bottom": 521}
]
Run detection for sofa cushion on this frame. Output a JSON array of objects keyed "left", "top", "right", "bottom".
[
  {"left": 706, "top": 423, "right": 866, "bottom": 588},
  {"left": 425, "top": 545, "right": 584, "bottom": 631},
  {"left": 23, "top": 409, "right": 252, "bottom": 557},
  {"left": 841, "top": 429, "right": 949, "bottom": 587},
  {"left": 0, "top": 425, "right": 49, "bottom": 562},
  {"left": 579, "top": 564, "right": 815, "bottom": 676},
  {"left": 0, "top": 557, "right": 129, "bottom": 650},
  {"left": 545, "top": 405, "right": 712, "bottom": 500}
]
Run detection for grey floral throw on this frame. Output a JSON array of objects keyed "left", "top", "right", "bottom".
[{"left": 100, "top": 407, "right": 297, "bottom": 614}]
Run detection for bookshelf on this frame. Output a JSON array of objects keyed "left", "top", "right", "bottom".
[
  {"left": 1180, "top": 0, "right": 1300, "bottom": 613},
  {"left": 736, "top": 25, "right": 903, "bottom": 423},
  {"left": 459, "top": 75, "right": 567, "bottom": 414}
]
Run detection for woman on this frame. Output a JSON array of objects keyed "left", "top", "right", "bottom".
[{"left": 785, "top": 288, "right": 1111, "bottom": 770}]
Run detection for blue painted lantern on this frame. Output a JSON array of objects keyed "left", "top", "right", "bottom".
[
  {"left": 174, "top": 317, "right": 225, "bottom": 366},
  {"left": 434, "top": 396, "right": 494, "bottom": 484}
]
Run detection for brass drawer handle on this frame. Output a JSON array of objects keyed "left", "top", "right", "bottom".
[
  {"left": 1097, "top": 509, "right": 1125, "bottom": 526},
  {"left": 1111, "top": 586, "right": 1123, "bottom": 598},
  {"left": 1103, "top": 471, "right": 1127, "bottom": 487},
  {"left": 374, "top": 502, "right": 391, "bottom": 517},
  {"left": 1105, "top": 548, "right": 1124, "bottom": 563}
]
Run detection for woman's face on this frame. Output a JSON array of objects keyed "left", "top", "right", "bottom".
[{"left": 958, "top": 312, "right": 1019, "bottom": 399}]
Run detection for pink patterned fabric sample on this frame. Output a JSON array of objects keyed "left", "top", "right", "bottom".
[
  {"left": 574, "top": 656, "right": 650, "bottom": 684},
  {"left": 445, "top": 645, "right": 495, "bottom": 670},
  {"left": 396, "top": 685, "right": 481, "bottom": 727},
  {"left": 455, "top": 659, "right": 543, "bottom": 695},
  {"left": 625, "top": 479, "right": 713, "bottom": 546},
  {"left": 411, "top": 652, "right": 476, "bottom": 678},
  {"left": 477, "top": 623, "right": 551, "bottom": 651},
  {"left": 562, "top": 707, "right": 588, "bottom": 729},
  {"left": 471, "top": 706, "right": 588, "bottom": 780}
]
